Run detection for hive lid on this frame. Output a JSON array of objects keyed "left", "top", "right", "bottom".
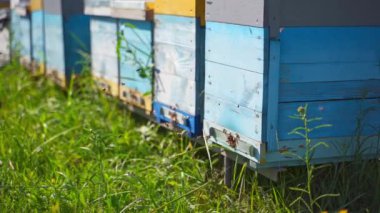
[{"left": 110, "top": 0, "right": 154, "bottom": 21}]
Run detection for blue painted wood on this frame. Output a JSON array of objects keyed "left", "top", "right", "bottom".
[
  {"left": 278, "top": 99, "right": 380, "bottom": 141},
  {"left": 257, "top": 135, "right": 380, "bottom": 168},
  {"left": 279, "top": 27, "right": 380, "bottom": 83},
  {"left": 280, "top": 80, "right": 380, "bottom": 103},
  {"left": 204, "top": 93, "right": 263, "bottom": 141},
  {"left": 204, "top": 22, "right": 380, "bottom": 169},
  {"left": 63, "top": 14, "right": 91, "bottom": 75},
  {"left": 154, "top": 72, "right": 197, "bottom": 114},
  {"left": 31, "top": 10, "right": 44, "bottom": 64},
  {"left": 44, "top": 12, "right": 65, "bottom": 73},
  {"left": 205, "top": 22, "right": 266, "bottom": 73},
  {"left": 44, "top": 12, "right": 90, "bottom": 79},
  {"left": 153, "top": 101, "right": 202, "bottom": 137},
  {"left": 265, "top": 40, "right": 280, "bottom": 151},
  {"left": 154, "top": 15, "right": 200, "bottom": 81},
  {"left": 154, "top": 14, "right": 205, "bottom": 123},
  {"left": 11, "top": 10, "right": 31, "bottom": 60},
  {"left": 118, "top": 19, "right": 153, "bottom": 94},
  {"left": 205, "top": 61, "right": 263, "bottom": 111},
  {"left": 90, "top": 16, "right": 118, "bottom": 82}
]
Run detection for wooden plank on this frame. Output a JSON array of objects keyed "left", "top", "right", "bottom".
[
  {"left": 154, "top": 15, "right": 196, "bottom": 49},
  {"left": 155, "top": 42, "right": 196, "bottom": 81},
  {"left": 205, "top": 0, "right": 264, "bottom": 27},
  {"left": 110, "top": 8, "right": 153, "bottom": 21},
  {"left": 120, "top": 78, "right": 151, "bottom": 95},
  {"left": 205, "top": 61, "right": 264, "bottom": 111},
  {"left": 14, "top": 12, "right": 31, "bottom": 60},
  {"left": 265, "top": 40, "right": 280, "bottom": 151},
  {"left": 204, "top": 93, "right": 263, "bottom": 141},
  {"left": 91, "top": 53, "right": 118, "bottom": 82},
  {"left": 206, "top": 22, "right": 266, "bottom": 73},
  {"left": 154, "top": 15, "right": 199, "bottom": 81},
  {"left": 111, "top": 0, "right": 146, "bottom": 10},
  {"left": 155, "top": 0, "right": 205, "bottom": 24},
  {"left": 279, "top": 27, "right": 380, "bottom": 83},
  {"left": 90, "top": 17, "right": 118, "bottom": 79},
  {"left": 44, "top": 13, "right": 65, "bottom": 73},
  {"left": 31, "top": 10, "right": 44, "bottom": 64},
  {"left": 280, "top": 80, "right": 380, "bottom": 103},
  {"left": 280, "top": 27, "right": 380, "bottom": 63},
  {"left": 257, "top": 135, "right": 380, "bottom": 168},
  {"left": 154, "top": 72, "right": 197, "bottom": 115},
  {"left": 63, "top": 14, "right": 91, "bottom": 75},
  {"left": 277, "top": 98, "right": 380, "bottom": 141},
  {"left": 204, "top": 120, "right": 265, "bottom": 163},
  {"left": 280, "top": 62, "right": 380, "bottom": 83}
]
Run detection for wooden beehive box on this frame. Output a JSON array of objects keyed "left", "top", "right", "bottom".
[
  {"left": 108, "top": 0, "right": 154, "bottom": 116},
  {"left": 0, "top": 6, "right": 9, "bottom": 67},
  {"left": 44, "top": 0, "right": 91, "bottom": 88},
  {"left": 153, "top": 0, "right": 205, "bottom": 137},
  {"left": 84, "top": 0, "right": 119, "bottom": 96},
  {"left": 204, "top": 0, "right": 380, "bottom": 174},
  {"left": 30, "top": 0, "right": 44, "bottom": 75},
  {"left": 90, "top": 16, "right": 119, "bottom": 96},
  {"left": 10, "top": 0, "right": 32, "bottom": 68}
]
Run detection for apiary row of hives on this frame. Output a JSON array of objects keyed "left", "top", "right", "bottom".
[{"left": 6, "top": 0, "right": 380, "bottom": 179}]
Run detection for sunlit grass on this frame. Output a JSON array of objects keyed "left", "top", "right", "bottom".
[{"left": 0, "top": 60, "right": 379, "bottom": 212}]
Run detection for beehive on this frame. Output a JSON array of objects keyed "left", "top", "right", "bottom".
[
  {"left": 84, "top": 0, "right": 119, "bottom": 96},
  {"left": 30, "top": 0, "right": 44, "bottom": 75},
  {"left": 0, "top": 5, "right": 9, "bottom": 66},
  {"left": 112, "top": 0, "right": 154, "bottom": 116},
  {"left": 204, "top": 0, "right": 380, "bottom": 175},
  {"left": 44, "top": 0, "right": 90, "bottom": 88},
  {"left": 10, "top": 0, "right": 31, "bottom": 68},
  {"left": 90, "top": 16, "right": 119, "bottom": 96},
  {"left": 153, "top": 0, "right": 205, "bottom": 137}
]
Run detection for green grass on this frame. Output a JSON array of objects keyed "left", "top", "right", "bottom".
[{"left": 0, "top": 61, "right": 379, "bottom": 212}]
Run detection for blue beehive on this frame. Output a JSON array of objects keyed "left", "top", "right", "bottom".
[
  {"left": 115, "top": 0, "right": 154, "bottom": 116},
  {"left": 153, "top": 0, "right": 205, "bottom": 137},
  {"left": 85, "top": 0, "right": 119, "bottom": 96},
  {"left": 30, "top": 0, "right": 44, "bottom": 75},
  {"left": 204, "top": 0, "right": 380, "bottom": 177},
  {"left": 10, "top": 0, "right": 31, "bottom": 68},
  {"left": 44, "top": 0, "right": 90, "bottom": 88}
]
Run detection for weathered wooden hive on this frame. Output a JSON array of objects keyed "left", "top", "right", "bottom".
[
  {"left": 0, "top": 1, "right": 10, "bottom": 66},
  {"left": 30, "top": 0, "right": 44, "bottom": 75},
  {"left": 204, "top": 0, "right": 380, "bottom": 176},
  {"left": 85, "top": 0, "right": 119, "bottom": 96},
  {"left": 153, "top": 0, "right": 205, "bottom": 136},
  {"left": 115, "top": 0, "right": 154, "bottom": 116},
  {"left": 44, "top": 0, "right": 91, "bottom": 88},
  {"left": 10, "top": 0, "right": 31, "bottom": 68}
]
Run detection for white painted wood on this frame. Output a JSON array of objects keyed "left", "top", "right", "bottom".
[{"left": 154, "top": 72, "right": 197, "bottom": 114}]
